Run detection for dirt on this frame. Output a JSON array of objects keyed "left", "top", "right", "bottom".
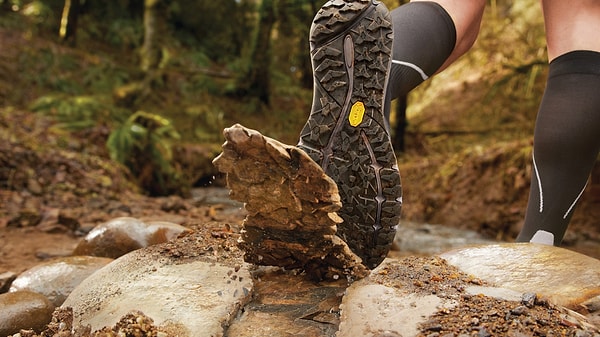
[
  {"left": 213, "top": 124, "right": 369, "bottom": 280},
  {"left": 14, "top": 307, "right": 165, "bottom": 337},
  {"left": 373, "top": 257, "right": 600, "bottom": 336}
]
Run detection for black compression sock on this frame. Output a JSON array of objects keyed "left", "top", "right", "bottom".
[
  {"left": 384, "top": 1, "right": 456, "bottom": 120},
  {"left": 517, "top": 50, "right": 600, "bottom": 245}
]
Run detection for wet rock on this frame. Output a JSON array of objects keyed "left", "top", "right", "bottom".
[
  {"left": 464, "top": 285, "right": 523, "bottom": 302},
  {"left": 393, "top": 221, "right": 495, "bottom": 255},
  {"left": 338, "top": 256, "right": 600, "bottom": 337},
  {"left": 337, "top": 258, "right": 459, "bottom": 337},
  {"left": 0, "top": 271, "right": 17, "bottom": 293},
  {"left": 213, "top": 124, "right": 368, "bottom": 280},
  {"left": 9, "top": 256, "right": 113, "bottom": 306},
  {"left": 72, "top": 217, "right": 191, "bottom": 258},
  {"left": 0, "top": 290, "right": 54, "bottom": 336},
  {"left": 62, "top": 233, "right": 253, "bottom": 336},
  {"left": 339, "top": 284, "right": 446, "bottom": 337},
  {"left": 226, "top": 267, "right": 346, "bottom": 337},
  {"left": 582, "top": 296, "right": 600, "bottom": 327},
  {"left": 440, "top": 243, "right": 600, "bottom": 308}
]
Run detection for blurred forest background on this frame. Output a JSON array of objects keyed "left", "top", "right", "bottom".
[{"left": 0, "top": 0, "right": 598, "bottom": 243}]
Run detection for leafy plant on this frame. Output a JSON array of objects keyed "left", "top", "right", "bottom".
[
  {"left": 106, "top": 110, "right": 183, "bottom": 196},
  {"left": 30, "top": 94, "right": 126, "bottom": 131}
]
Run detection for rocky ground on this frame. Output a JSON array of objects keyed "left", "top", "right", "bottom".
[{"left": 1, "top": 112, "right": 599, "bottom": 336}]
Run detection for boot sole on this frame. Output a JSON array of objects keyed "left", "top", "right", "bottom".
[{"left": 298, "top": 0, "right": 402, "bottom": 268}]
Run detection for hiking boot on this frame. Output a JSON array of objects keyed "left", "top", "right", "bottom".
[{"left": 297, "top": 0, "right": 402, "bottom": 268}]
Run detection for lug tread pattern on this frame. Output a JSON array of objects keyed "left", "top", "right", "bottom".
[{"left": 298, "top": 0, "right": 402, "bottom": 268}]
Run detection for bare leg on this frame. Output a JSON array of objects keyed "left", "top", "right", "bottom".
[
  {"left": 541, "top": 0, "right": 600, "bottom": 61},
  {"left": 414, "top": 0, "right": 485, "bottom": 73}
]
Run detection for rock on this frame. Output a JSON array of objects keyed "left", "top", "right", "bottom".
[
  {"left": 339, "top": 284, "right": 446, "bottom": 337},
  {"left": 72, "top": 217, "right": 191, "bottom": 258},
  {"left": 226, "top": 267, "right": 347, "bottom": 337},
  {"left": 62, "top": 230, "right": 253, "bottom": 336},
  {"left": 337, "top": 256, "right": 600, "bottom": 336},
  {"left": 393, "top": 221, "right": 495, "bottom": 255},
  {"left": 43, "top": 308, "right": 169, "bottom": 336},
  {"left": 582, "top": 296, "right": 600, "bottom": 327},
  {"left": 9, "top": 256, "right": 113, "bottom": 306},
  {"left": 213, "top": 124, "right": 368, "bottom": 280},
  {"left": 0, "top": 271, "right": 17, "bottom": 293},
  {"left": 440, "top": 243, "right": 600, "bottom": 308},
  {"left": 337, "top": 257, "right": 459, "bottom": 337},
  {"left": 0, "top": 290, "right": 55, "bottom": 336}
]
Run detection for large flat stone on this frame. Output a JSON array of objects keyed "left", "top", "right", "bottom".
[
  {"left": 337, "top": 258, "right": 458, "bottom": 337},
  {"left": 62, "top": 231, "right": 253, "bottom": 337},
  {"left": 338, "top": 255, "right": 600, "bottom": 336},
  {"left": 440, "top": 243, "right": 600, "bottom": 308}
]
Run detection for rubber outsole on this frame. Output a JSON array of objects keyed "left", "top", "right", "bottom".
[{"left": 297, "top": 0, "right": 402, "bottom": 269}]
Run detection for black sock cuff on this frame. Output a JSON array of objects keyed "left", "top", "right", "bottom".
[
  {"left": 386, "top": 1, "right": 457, "bottom": 99},
  {"left": 549, "top": 50, "right": 600, "bottom": 78}
]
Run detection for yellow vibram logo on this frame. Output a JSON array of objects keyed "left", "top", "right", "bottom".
[{"left": 349, "top": 101, "right": 365, "bottom": 127}]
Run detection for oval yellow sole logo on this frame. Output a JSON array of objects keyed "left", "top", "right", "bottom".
[{"left": 349, "top": 101, "right": 365, "bottom": 127}]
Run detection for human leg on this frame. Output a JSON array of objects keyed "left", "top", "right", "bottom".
[
  {"left": 516, "top": 0, "right": 600, "bottom": 245},
  {"left": 297, "top": 0, "right": 486, "bottom": 268},
  {"left": 385, "top": 0, "right": 485, "bottom": 119},
  {"left": 540, "top": 0, "right": 600, "bottom": 62}
]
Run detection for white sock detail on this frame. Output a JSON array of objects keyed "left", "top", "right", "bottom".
[
  {"left": 532, "top": 152, "right": 544, "bottom": 213},
  {"left": 529, "top": 230, "right": 554, "bottom": 245},
  {"left": 391, "top": 60, "right": 429, "bottom": 81},
  {"left": 563, "top": 181, "right": 588, "bottom": 219}
]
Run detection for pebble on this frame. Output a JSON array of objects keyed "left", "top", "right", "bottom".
[
  {"left": 521, "top": 292, "right": 537, "bottom": 308},
  {"left": 9, "top": 256, "right": 113, "bottom": 306},
  {"left": 0, "top": 290, "right": 54, "bottom": 336},
  {"left": 72, "top": 217, "right": 191, "bottom": 258}
]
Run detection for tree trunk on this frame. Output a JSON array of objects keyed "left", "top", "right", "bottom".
[
  {"left": 246, "top": 0, "right": 277, "bottom": 105},
  {"left": 59, "top": 0, "right": 80, "bottom": 45},
  {"left": 140, "top": 0, "right": 168, "bottom": 73}
]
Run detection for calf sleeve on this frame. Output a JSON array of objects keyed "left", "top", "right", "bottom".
[
  {"left": 517, "top": 50, "right": 600, "bottom": 245},
  {"left": 384, "top": 1, "right": 456, "bottom": 121}
]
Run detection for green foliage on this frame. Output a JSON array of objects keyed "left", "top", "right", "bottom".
[
  {"left": 29, "top": 94, "right": 127, "bottom": 131},
  {"left": 106, "top": 110, "right": 183, "bottom": 196},
  {"left": 185, "top": 50, "right": 211, "bottom": 68},
  {"left": 183, "top": 104, "right": 225, "bottom": 143},
  {"left": 16, "top": 44, "right": 131, "bottom": 99},
  {"left": 20, "top": 0, "right": 57, "bottom": 29},
  {"left": 169, "top": 0, "right": 254, "bottom": 62},
  {"left": 17, "top": 48, "right": 81, "bottom": 94},
  {"left": 82, "top": 61, "right": 131, "bottom": 93},
  {"left": 106, "top": 18, "right": 143, "bottom": 48},
  {"left": 173, "top": 51, "right": 221, "bottom": 97}
]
